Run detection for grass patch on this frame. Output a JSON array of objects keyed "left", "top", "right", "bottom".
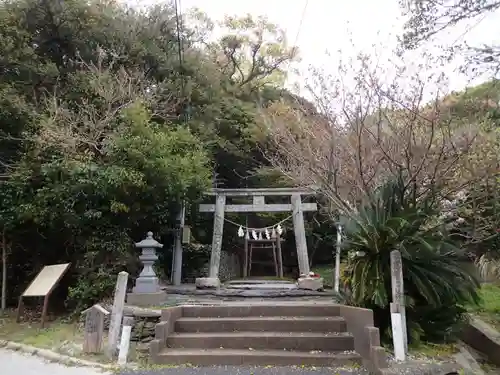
[
  {"left": 0, "top": 309, "right": 146, "bottom": 365},
  {"left": 409, "top": 342, "right": 458, "bottom": 359},
  {"left": 312, "top": 265, "right": 334, "bottom": 288},
  {"left": 467, "top": 283, "right": 500, "bottom": 330},
  {"left": 0, "top": 310, "right": 81, "bottom": 349}
]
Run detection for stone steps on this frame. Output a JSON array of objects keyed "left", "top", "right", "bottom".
[
  {"left": 167, "top": 331, "right": 355, "bottom": 351},
  {"left": 175, "top": 316, "right": 346, "bottom": 333},
  {"left": 180, "top": 304, "right": 342, "bottom": 318},
  {"left": 155, "top": 348, "right": 362, "bottom": 366},
  {"left": 152, "top": 303, "right": 370, "bottom": 367}
]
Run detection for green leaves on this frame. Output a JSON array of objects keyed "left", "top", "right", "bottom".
[
  {"left": 343, "top": 176, "right": 480, "bottom": 343},
  {"left": 0, "top": 0, "right": 297, "bottom": 309}
]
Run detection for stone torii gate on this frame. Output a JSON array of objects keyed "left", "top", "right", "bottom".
[{"left": 195, "top": 188, "right": 317, "bottom": 289}]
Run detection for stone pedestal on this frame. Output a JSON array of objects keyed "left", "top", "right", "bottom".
[
  {"left": 127, "top": 232, "right": 167, "bottom": 307},
  {"left": 195, "top": 277, "right": 220, "bottom": 289},
  {"left": 297, "top": 277, "right": 324, "bottom": 291},
  {"left": 127, "top": 291, "right": 166, "bottom": 307}
]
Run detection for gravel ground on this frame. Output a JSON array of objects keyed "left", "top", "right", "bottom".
[
  {"left": 116, "top": 362, "right": 461, "bottom": 375},
  {"left": 118, "top": 366, "right": 369, "bottom": 375},
  {"left": 0, "top": 348, "right": 108, "bottom": 375}
]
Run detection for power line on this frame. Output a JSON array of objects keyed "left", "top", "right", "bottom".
[
  {"left": 452, "top": 13, "right": 488, "bottom": 46},
  {"left": 277, "top": 0, "right": 309, "bottom": 99},
  {"left": 174, "top": 0, "right": 184, "bottom": 65},
  {"left": 292, "top": 0, "right": 309, "bottom": 56},
  {"left": 172, "top": 0, "right": 188, "bottom": 286},
  {"left": 174, "top": 0, "right": 193, "bottom": 124},
  {"left": 174, "top": 0, "right": 185, "bottom": 94}
]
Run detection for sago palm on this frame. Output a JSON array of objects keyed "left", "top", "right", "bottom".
[{"left": 343, "top": 177, "right": 480, "bottom": 342}]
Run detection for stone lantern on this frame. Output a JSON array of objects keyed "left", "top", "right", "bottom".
[{"left": 127, "top": 231, "right": 167, "bottom": 307}]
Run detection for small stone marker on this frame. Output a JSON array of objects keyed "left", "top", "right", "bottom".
[
  {"left": 390, "top": 250, "right": 408, "bottom": 359},
  {"left": 106, "top": 271, "right": 129, "bottom": 359},
  {"left": 81, "top": 304, "right": 109, "bottom": 353},
  {"left": 118, "top": 316, "right": 134, "bottom": 366}
]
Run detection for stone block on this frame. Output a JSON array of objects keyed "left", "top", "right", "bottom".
[
  {"left": 195, "top": 277, "right": 220, "bottom": 289},
  {"left": 297, "top": 277, "right": 324, "bottom": 291},
  {"left": 127, "top": 291, "right": 167, "bottom": 307}
]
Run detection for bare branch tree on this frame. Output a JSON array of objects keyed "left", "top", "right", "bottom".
[
  {"left": 261, "top": 52, "right": 496, "bottom": 217},
  {"left": 36, "top": 50, "right": 180, "bottom": 157},
  {"left": 400, "top": 0, "right": 500, "bottom": 78},
  {"left": 400, "top": 0, "right": 500, "bottom": 49}
]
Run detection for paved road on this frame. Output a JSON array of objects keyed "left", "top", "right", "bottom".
[
  {"left": 2, "top": 348, "right": 462, "bottom": 375},
  {"left": 0, "top": 349, "right": 367, "bottom": 375},
  {"left": 0, "top": 348, "right": 108, "bottom": 375}
]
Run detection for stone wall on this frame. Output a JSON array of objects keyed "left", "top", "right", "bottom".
[
  {"left": 81, "top": 304, "right": 161, "bottom": 344},
  {"left": 219, "top": 250, "right": 241, "bottom": 281},
  {"left": 193, "top": 250, "right": 241, "bottom": 281},
  {"left": 130, "top": 316, "right": 159, "bottom": 343}
]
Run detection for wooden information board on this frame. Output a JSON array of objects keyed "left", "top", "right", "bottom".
[{"left": 16, "top": 263, "right": 71, "bottom": 327}]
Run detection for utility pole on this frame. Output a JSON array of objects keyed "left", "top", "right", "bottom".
[{"left": 172, "top": 202, "right": 185, "bottom": 286}]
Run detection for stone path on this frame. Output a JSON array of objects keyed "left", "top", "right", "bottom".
[
  {"left": 0, "top": 348, "right": 108, "bottom": 375},
  {"left": 156, "top": 281, "right": 340, "bottom": 307},
  {"left": 163, "top": 283, "right": 337, "bottom": 300},
  {"left": 160, "top": 294, "right": 339, "bottom": 307},
  {"left": 158, "top": 291, "right": 339, "bottom": 308}
]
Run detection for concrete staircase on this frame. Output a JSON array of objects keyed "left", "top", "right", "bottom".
[{"left": 150, "top": 303, "right": 388, "bottom": 372}]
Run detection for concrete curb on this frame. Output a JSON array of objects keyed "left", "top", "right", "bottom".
[
  {"left": 0, "top": 340, "right": 127, "bottom": 372},
  {"left": 452, "top": 342, "right": 485, "bottom": 375}
]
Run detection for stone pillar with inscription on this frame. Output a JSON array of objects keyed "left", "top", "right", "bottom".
[
  {"left": 107, "top": 271, "right": 128, "bottom": 359},
  {"left": 127, "top": 232, "right": 167, "bottom": 307},
  {"left": 390, "top": 250, "right": 408, "bottom": 360}
]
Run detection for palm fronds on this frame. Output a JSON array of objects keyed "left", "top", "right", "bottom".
[{"left": 343, "top": 176, "right": 480, "bottom": 343}]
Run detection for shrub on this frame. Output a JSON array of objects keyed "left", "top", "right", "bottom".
[{"left": 342, "top": 176, "right": 480, "bottom": 343}]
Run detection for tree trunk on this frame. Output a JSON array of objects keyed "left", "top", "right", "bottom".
[{"left": 1, "top": 228, "right": 7, "bottom": 312}]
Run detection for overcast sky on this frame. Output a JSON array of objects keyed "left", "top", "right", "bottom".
[{"left": 131, "top": 0, "right": 500, "bottom": 96}]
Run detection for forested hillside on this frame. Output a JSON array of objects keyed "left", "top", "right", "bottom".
[
  {"left": 0, "top": 0, "right": 310, "bottom": 309},
  {"left": 0, "top": 0, "right": 499, "bottom": 344}
]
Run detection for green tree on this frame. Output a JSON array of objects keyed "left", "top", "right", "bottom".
[
  {"left": 0, "top": 0, "right": 211, "bottom": 308},
  {"left": 0, "top": 0, "right": 304, "bottom": 308},
  {"left": 208, "top": 13, "right": 298, "bottom": 90},
  {"left": 184, "top": 11, "right": 299, "bottom": 189},
  {"left": 7, "top": 58, "right": 211, "bottom": 309}
]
